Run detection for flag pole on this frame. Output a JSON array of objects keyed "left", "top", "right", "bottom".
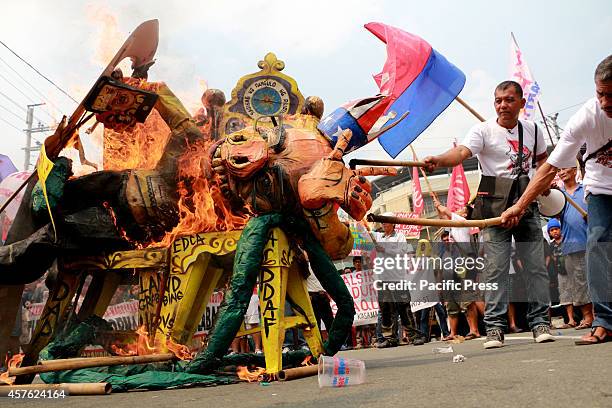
[
  {"left": 409, "top": 145, "right": 437, "bottom": 200},
  {"left": 511, "top": 32, "right": 556, "bottom": 147},
  {"left": 455, "top": 96, "right": 485, "bottom": 122}
]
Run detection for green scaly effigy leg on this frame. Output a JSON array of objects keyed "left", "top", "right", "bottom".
[{"left": 186, "top": 213, "right": 354, "bottom": 373}]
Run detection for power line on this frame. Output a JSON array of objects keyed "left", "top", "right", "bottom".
[
  {"left": 0, "top": 71, "right": 35, "bottom": 103},
  {"left": 549, "top": 99, "right": 589, "bottom": 115},
  {"left": 0, "top": 54, "right": 65, "bottom": 117},
  {"left": 0, "top": 114, "right": 24, "bottom": 132},
  {"left": 0, "top": 102, "right": 24, "bottom": 122},
  {"left": 0, "top": 40, "right": 79, "bottom": 104},
  {"left": 0, "top": 71, "right": 48, "bottom": 124},
  {"left": 0, "top": 90, "right": 26, "bottom": 112}
]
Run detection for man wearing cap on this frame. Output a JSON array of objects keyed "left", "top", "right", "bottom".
[{"left": 503, "top": 55, "right": 612, "bottom": 345}]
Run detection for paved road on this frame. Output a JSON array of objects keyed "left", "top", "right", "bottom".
[{"left": 10, "top": 328, "right": 612, "bottom": 408}]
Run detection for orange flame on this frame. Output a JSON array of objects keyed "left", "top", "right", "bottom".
[
  {"left": 150, "top": 138, "right": 249, "bottom": 248},
  {"left": 236, "top": 366, "right": 267, "bottom": 382},
  {"left": 0, "top": 353, "right": 24, "bottom": 385},
  {"left": 165, "top": 337, "right": 193, "bottom": 361},
  {"left": 301, "top": 355, "right": 314, "bottom": 366}
]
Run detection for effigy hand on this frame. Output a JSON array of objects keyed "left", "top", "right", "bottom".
[{"left": 298, "top": 129, "right": 397, "bottom": 221}]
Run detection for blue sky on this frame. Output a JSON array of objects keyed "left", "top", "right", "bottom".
[{"left": 0, "top": 0, "right": 610, "bottom": 170}]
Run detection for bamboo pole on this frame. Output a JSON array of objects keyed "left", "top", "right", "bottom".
[
  {"left": 409, "top": 145, "right": 437, "bottom": 199},
  {"left": 277, "top": 365, "right": 318, "bottom": 381},
  {"left": 367, "top": 213, "right": 502, "bottom": 229},
  {"left": 9, "top": 354, "right": 175, "bottom": 377},
  {"left": 39, "top": 358, "right": 94, "bottom": 366},
  {"left": 455, "top": 96, "right": 486, "bottom": 122},
  {"left": 537, "top": 101, "right": 556, "bottom": 147},
  {"left": 349, "top": 158, "right": 426, "bottom": 170},
  {"left": 0, "top": 382, "right": 111, "bottom": 395},
  {"left": 561, "top": 191, "right": 588, "bottom": 218}
]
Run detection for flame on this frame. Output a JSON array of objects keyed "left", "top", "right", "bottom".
[
  {"left": 236, "top": 366, "right": 267, "bottom": 382},
  {"left": 301, "top": 355, "right": 314, "bottom": 366},
  {"left": 110, "top": 344, "right": 137, "bottom": 356},
  {"left": 103, "top": 111, "right": 169, "bottom": 171},
  {"left": 165, "top": 337, "right": 193, "bottom": 361},
  {"left": 150, "top": 139, "right": 249, "bottom": 248},
  {"left": 0, "top": 353, "right": 24, "bottom": 385},
  {"left": 86, "top": 4, "right": 130, "bottom": 73}
]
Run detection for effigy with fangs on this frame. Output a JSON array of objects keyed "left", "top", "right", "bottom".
[{"left": 0, "top": 20, "right": 396, "bottom": 391}]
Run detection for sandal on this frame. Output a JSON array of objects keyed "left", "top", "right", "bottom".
[
  {"left": 442, "top": 335, "right": 455, "bottom": 341},
  {"left": 464, "top": 333, "right": 481, "bottom": 340},
  {"left": 575, "top": 321, "right": 592, "bottom": 330},
  {"left": 575, "top": 328, "right": 612, "bottom": 345}
]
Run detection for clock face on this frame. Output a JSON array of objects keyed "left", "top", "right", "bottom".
[{"left": 243, "top": 78, "right": 290, "bottom": 118}]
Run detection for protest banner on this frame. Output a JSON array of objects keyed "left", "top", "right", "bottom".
[{"left": 330, "top": 270, "right": 379, "bottom": 326}]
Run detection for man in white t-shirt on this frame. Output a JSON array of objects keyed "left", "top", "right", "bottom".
[
  {"left": 424, "top": 80, "right": 554, "bottom": 349},
  {"left": 502, "top": 55, "right": 612, "bottom": 345},
  {"left": 374, "top": 214, "right": 426, "bottom": 347}
]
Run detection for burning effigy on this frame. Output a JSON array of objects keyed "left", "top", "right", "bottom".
[{"left": 0, "top": 20, "right": 395, "bottom": 391}]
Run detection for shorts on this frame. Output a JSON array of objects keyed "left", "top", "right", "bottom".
[
  {"left": 244, "top": 294, "right": 260, "bottom": 325},
  {"left": 561, "top": 252, "right": 590, "bottom": 306},
  {"left": 446, "top": 301, "right": 472, "bottom": 316}
]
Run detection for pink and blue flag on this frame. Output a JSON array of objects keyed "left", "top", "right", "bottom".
[{"left": 319, "top": 22, "right": 466, "bottom": 158}]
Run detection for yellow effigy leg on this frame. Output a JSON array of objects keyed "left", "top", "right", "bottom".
[
  {"left": 258, "top": 228, "right": 290, "bottom": 375},
  {"left": 22, "top": 269, "right": 82, "bottom": 370},
  {"left": 257, "top": 228, "right": 325, "bottom": 374}
]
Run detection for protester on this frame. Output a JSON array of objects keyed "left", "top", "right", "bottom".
[
  {"left": 244, "top": 287, "right": 263, "bottom": 354},
  {"left": 375, "top": 213, "right": 426, "bottom": 347},
  {"left": 305, "top": 253, "right": 334, "bottom": 340},
  {"left": 546, "top": 218, "right": 576, "bottom": 327},
  {"left": 425, "top": 80, "right": 554, "bottom": 349},
  {"left": 557, "top": 167, "right": 594, "bottom": 329},
  {"left": 502, "top": 55, "right": 612, "bottom": 345}
]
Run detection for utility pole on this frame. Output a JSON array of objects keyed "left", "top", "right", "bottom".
[
  {"left": 547, "top": 113, "right": 561, "bottom": 141},
  {"left": 23, "top": 103, "right": 53, "bottom": 171}
]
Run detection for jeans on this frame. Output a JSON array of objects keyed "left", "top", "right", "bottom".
[
  {"left": 375, "top": 311, "right": 384, "bottom": 342},
  {"left": 585, "top": 194, "right": 612, "bottom": 331},
  {"left": 419, "top": 303, "right": 450, "bottom": 338},
  {"left": 481, "top": 212, "right": 550, "bottom": 331}
]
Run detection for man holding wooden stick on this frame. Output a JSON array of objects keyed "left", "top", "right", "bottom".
[
  {"left": 423, "top": 80, "right": 554, "bottom": 349},
  {"left": 502, "top": 55, "right": 612, "bottom": 345}
]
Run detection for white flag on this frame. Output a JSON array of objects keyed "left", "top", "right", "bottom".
[{"left": 509, "top": 34, "right": 541, "bottom": 121}]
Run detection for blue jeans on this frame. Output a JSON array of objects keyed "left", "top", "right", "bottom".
[
  {"left": 419, "top": 303, "right": 450, "bottom": 338},
  {"left": 585, "top": 194, "right": 612, "bottom": 331},
  {"left": 481, "top": 212, "right": 550, "bottom": 331}
]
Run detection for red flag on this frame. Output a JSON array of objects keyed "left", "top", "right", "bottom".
[
  {"left": 446, "top": 162, "right": 471, "bottom": 213},
  {"left": 412, "top": 165, "right": 424, "bottom": 215}
]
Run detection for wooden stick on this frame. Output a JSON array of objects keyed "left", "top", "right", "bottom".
[
  {"left": 277, "top": 365, "right": 318, "bottom": 381},
  {"left": 39, "top": 358, "right": 94, "bottom": 366},
  {"left": 367, "top": 213, "right": 502, "bottom": 229},
  {"left": 537, "top": 101, "right": 556, "bottom": 147},
  {"left": 348, "top": 158, "right": 426, "bottom": 170},
  {"left": 0, "top": 382, "right": 111, "bottom": 395},
  {"left": 9, "top": 354, "right": 175, "bottom": 376},
  {"left": 562, "top": 191, "right": 588, "bottom": 218},
  {"left": 409, "top": 145, "right": 436, "bottom": 199},
  {"left": 455, "top": 96, "right": 486, "bottom": 122}
]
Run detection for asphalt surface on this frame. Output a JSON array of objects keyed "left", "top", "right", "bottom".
[{"left": 7, "top": 328, "right": 612, "bottom": 408}]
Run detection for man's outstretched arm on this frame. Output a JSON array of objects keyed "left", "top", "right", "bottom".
[
  {"left": 501, "top": 162, "right": 559, "bottom": 227},
  {"left": 423, "top": 146, "right": 472, "bottom": 172}
]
